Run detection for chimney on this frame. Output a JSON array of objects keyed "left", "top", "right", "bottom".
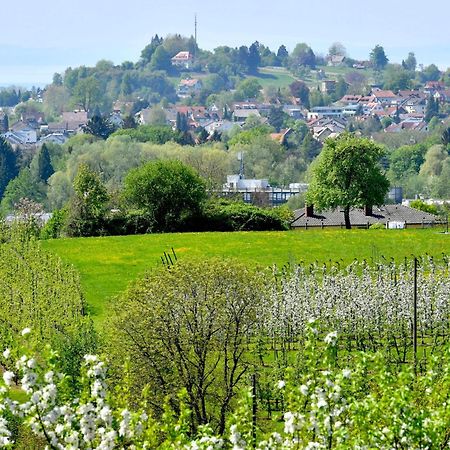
[
  {"left": 306, "top": 204, "right": 314, "bottom": 217},
  {"left": 364, "top": 205, "right": 373, "bottom": 216}
]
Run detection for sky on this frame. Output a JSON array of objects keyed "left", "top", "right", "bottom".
[{"left": 1, "top": 0, "right": 449, "bottom": 86}]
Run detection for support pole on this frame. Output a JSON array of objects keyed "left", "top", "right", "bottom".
[{"left": 413, "top": 257, "right": 418, "bottom": 373}]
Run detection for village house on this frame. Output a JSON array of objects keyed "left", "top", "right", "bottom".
[
  {"left": 43, "top": 111, "right": 88, "bottom": 136},
  {"left": 177, "top": 79, "right": 203, "bottom": 98},
  {"left": 327, "top": 55, "right": 346, "bottom": 67},
  {"left": 291, "top": 204, "right": 442, "bottom": 229},
  {"left": 371, "top": 89, "right": 398, "bottom": 105},
  {"left": 171, "top": 51, "right": 194, "bottom": 69}
]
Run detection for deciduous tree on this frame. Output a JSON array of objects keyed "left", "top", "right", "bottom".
[
  {"left": 123, "top": 160, "right": 206, "bottom": 231},
  {"left": 306, "top": 133, "right": 389, "bottom": 229}
]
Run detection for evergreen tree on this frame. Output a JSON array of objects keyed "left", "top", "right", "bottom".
[
  {"left": 36, "top": 145, "right": 54, "bottom": 182},
  {"left": 83, "top": 116, "right": 116, "bottom": 140},
  {"left": 425, "top": 95, "right": 439, "bottom": 123},
  {"left": 0, "top": 114, "right": 8, "bottom": 133},
  {"left": 370, "top": 45, "right": 389, "bottom": 70},
  {"left": 277, "top": 45, "right": 289, "bottom": 59},
  {"left": 248, "top": 42, "right": 261, "bottom": 73},
  {"left": 0, "top": 137, "right": 18, "bottom": 199},
  {"left": 122, "top": 115, "right": 137, "bottom": 129}
]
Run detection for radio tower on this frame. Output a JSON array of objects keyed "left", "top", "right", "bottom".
[{"left": 194, "top": 13, "right": 197, "bottom": 59}]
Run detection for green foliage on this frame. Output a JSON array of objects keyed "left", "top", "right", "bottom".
[
  {"left": 370, "top": 44, "right": 389, "bottom": 70},
  {"left": 0, "top": 225, "right": 96, "bottom": 378},
  {"left": 0, "top": 168, "right": 47, "bottom": 215},
  {"left": 107, "top": 258, "right": 266, "bottom": 433},
  {"left": 410, "top": 199, "right": 439, "bottom": 215},
  {"left": 83, "top": 115, "right": 116, "bottom": 140},
  {"left": 306, "top": 133, "right": 390, "bottom": 228},
  {"left": 290, "top": 43, "right": 316, "bottom": 68},
  {"left": 35, "top": 144, "right": 55, "bottom": 182},
  {"left": 112, "top": 124, "right": 182, "bottom": 144},
  {"left": 201, "top": 198, "right": 291, "bottom": 231},
  {"left": 235, "top": 78, "right": 262, "bottom": 100},
  {"left": 150, "top": 46, "right": 172, "bottom": 72},
  {"left": 65, "top": 164, "right": 109, "bottom": 237},
  {"left": 0, "top": 137, "right": 18, "bottom": 200},
  {"left": 402, "top": 51, "right": 417, "bottom": 71},
  {"left": 369, "top": 222, "right": 385, "bottom": 229},
  {"left": 72, "top": 76, "right": 101, "bottom": 111},
  {"left": 383, "top": 64, "right": 413, "bottom": 91},
  {"left": 123, "top": 160, "right": 206, "bottom": 232},
  {"left": 40, "top": 208, "right": 67, "bottom": 239},
  {"left": 387, "top": 143, "right": 426, "bottom": 182}
]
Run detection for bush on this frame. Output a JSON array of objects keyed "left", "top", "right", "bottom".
[
  {"left": 199, "top": 198, "right": 291, "bottom": 231},
  {"left": 40, "top": 208, "right": 67, "bottom": 239},
  {"left": 369, "top": 222, "right": 385, "bottom": 230}
]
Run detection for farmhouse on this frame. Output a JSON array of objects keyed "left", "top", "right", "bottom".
[
  {"left": 291, "top": 204, "right": 443, "bottom": 229},
  {"left": 171, "top": 51, "right": 194, "bottom": 69}
]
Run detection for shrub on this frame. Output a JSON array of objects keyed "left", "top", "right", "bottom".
[
  {"left": 40, "top": 208, "right": 67, "bottom": 239},
  {"left": 199, "top": 198, "right": 291, "bottom": 231}
]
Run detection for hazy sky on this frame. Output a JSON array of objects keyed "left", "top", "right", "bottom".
[{"left": 1, "top": 0, "right": 449, "bottom": 85}]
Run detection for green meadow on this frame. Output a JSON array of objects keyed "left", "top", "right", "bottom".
[{"left": 42, "top": 228, "right": 450, "bottom": 325}]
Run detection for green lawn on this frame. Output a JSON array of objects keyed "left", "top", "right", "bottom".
[
  {"left": 253, "top": 67, "right": 297, "bottom": 88},
  {"left": 42, "top": 228, "right": 450, "bottom": 325}
]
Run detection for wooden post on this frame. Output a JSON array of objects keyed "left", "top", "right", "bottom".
[
  {"left": 413, "top": 257, "right": 418, "bottom": 374},
  {"left": 252, "top": 374, "right": 257, "bottom": 448}
]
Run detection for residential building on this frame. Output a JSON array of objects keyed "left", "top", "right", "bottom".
[
  {"left": 177, "top": 79, "right": 203, "bottom": 98},
  {"left": 171, "top": 51, "right": 194, "bottom": 69}
]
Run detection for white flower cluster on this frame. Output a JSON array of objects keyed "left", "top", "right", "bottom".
[
  {"left": 0, "top": 334, "right": 149, "bottom": 449},
  {"left": 263, "top": 259, "right": 450, "bottom": 357}
]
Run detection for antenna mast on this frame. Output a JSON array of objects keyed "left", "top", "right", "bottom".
[{"left": 194, "top": 13, "right": 198, "bottom": 58}]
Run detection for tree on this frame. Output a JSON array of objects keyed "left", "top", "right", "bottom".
[
  {"left": 150, "top": 46, "right": 172, "bottom": 71},
  {"left": 370, "top": 45, "right": 389, "bottom": 70},
  {"left": 334, "top": 77, "right": 348, "bottom": 99},
  {"left": 122, "top": 115, "right": 137, "bottom": 129},
  {"left": 306, "top": 133, "right": 389, "bottom": 229},
  {"left": 52, "top": 72, "right": 63, "bottom": 86},
  {"left": 147, "top": 105, "right": 167, "bottom": 125},
  {"left": 328, "top": 42, "right": 347, "bottom": 58},
  {"left": 383, "top": 65, "right": 412, "bottom": 91},
  {"left": 277, "top": 45, "right": 289, "bottom": 60},
  {"left": 248, "top": 42, "right": 261, "bottom": 73},
  {"left": 0, "top": 113, "right": 8, "bottom": 133},
  {"left": 66, "top": 164, "right": 109, "bottom": 236},
  {"left": 123, "top": 160, "right": 206, "bottom": 231},
  {"left": 425, "top": 95, "right": 439, "bottom": 123},
  {"left": 420, "top": 64, "right": 441, "bottom": 82},
  {"left": 267, "top": 106, "right": 289, "bottom": 132},
  {"left": 419, "top": 144, "right": 447, "bottom": 177},
  {"left": 108, "top": 258, "right": 265, "bottom": 434},
  {"left": 289, "top": 80, "right": 310, "bottom": 108},
  {"left": 402, "top": 52, "right": 417, "bottom": 72},
  {"left": 0, "top": 168, "right": 47, "bottom": 215},
  {"left": 0, "top": 137, "right": 18, "bottom": 199},
  {"left": 235, "top": 78, "right": 262, "bottom": 100},
  {"left": 140, "top": 34, "right": 163, "bottom": 65},
  {"left": 291, "top": 43, "right": 316, "bottom": 68},
  {"left": 83, "top": 115, "right": 116, "bottom": 139},
  {"left": 72, "top": 76, "right": 101, "bottom": 111},
  {"left": 442, "top": 127, "right": 450, "bottom": 147},
  {"left": 35, "top": 144, "right": 54, "bottom": 182}
]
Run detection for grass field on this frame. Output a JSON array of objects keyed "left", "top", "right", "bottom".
[
  {"left": 42, "top": 228, "right": 450, "bottom": 325},
  {"left": 253, "top": 67, "right": 297, "bottom": 88}
]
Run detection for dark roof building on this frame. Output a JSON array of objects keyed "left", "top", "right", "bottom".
[{"left": 291, "top": 205, "right": 442, "bottom": 229}]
